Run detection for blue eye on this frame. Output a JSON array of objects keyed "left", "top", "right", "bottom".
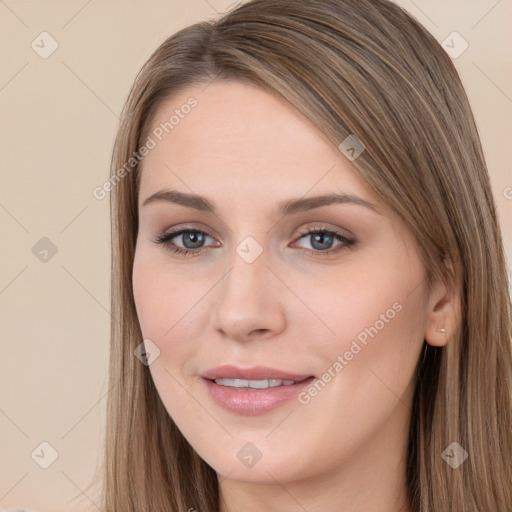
[
  {"left": 293, "top": 226, "right": 354, "bottom": 254},
  {"left": 153, "top": 225, "right": 354, "bottom": 257},
  {"left": 153, "top": 228, "right": 217, "bottom": 257}
]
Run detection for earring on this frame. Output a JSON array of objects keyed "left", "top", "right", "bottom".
[{"left": 439, "top": 328, "right": 446, "bottom": 335}]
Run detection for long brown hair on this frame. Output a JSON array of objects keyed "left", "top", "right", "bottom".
[{"left": 98, "top": 0, "right": 512, "bottom": 509}]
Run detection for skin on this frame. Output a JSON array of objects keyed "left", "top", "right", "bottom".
[{"left": 132, "top": 79, "right": 459, "bottom": 512}]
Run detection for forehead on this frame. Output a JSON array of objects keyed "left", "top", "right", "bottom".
[
  {"left": 138, "top": 80, "right": 379, "bottom": 210},
  {"left": 146, "top": 79, "right": 333, "bottom": 157}
]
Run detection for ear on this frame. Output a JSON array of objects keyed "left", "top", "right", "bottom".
[{"left": 424, "top": 256, "right": 461, "bottom": 347}]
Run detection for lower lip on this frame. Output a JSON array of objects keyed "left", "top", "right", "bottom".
[{"left": 202, "top": 377, "right": 315, "bottom": 416}]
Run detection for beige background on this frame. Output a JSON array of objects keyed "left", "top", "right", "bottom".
[{"left": 0, "top": 0, "right": 511, "bottom": 510}]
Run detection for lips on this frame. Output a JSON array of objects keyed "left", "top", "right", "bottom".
[
  {"left": 202, "top": 374, "right": 316, "bottom": 415},
  {"left": 200, "top": 364, "right": 314, "bottom": 382}
]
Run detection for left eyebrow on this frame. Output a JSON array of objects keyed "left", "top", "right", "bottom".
[
  {"left": 141, "top": 189, "right": 382, "bottom": 216},
  {"left": 278, "top": 193, "right": 382, "bottom": 216}
]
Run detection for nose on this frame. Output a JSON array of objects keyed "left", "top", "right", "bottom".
[{"left": 211, "top": 244, "right": 287, "bottom": 343}]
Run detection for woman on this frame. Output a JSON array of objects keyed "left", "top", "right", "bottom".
[{"left": 101, "top": 0, "right": 512, "bottom": 510}]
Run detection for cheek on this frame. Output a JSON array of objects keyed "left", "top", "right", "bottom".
[
  {"left": 296, "top": 250, "right": 427, "bottom": 397},
  {"left": 133, "top": 247, "right": 197, "bottom": 337},
  {"left": 132, "top": 252, "right": 163, "bottom": 337},
  {"left": 132, "top": 247, "right": 210, "bottom": 383},
  {"left": 132, "top": 250, "right": 207, "bottom": 414},
  {"left": 285, "top": 259, "right": 426, "bottom": 467}
]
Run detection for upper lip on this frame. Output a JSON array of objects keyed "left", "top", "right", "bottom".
[{"left": 201, "top": 365, "right": 314, "bottom": 382}]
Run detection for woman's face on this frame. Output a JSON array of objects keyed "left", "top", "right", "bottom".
[{"left": 132, "top": 80, "right": 433, "bottom": 486}]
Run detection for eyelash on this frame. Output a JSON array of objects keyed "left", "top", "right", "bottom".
[{"left": 152, "top": 224, "right": 355, "bottom": 257}]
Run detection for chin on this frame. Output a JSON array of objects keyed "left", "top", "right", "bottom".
[{"left": 199, "top": 440, "right": 312, "bottom": 484}]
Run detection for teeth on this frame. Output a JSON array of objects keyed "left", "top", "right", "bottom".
[{"left": 214, "top": 378, "right": 296, "bottom": 388}]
